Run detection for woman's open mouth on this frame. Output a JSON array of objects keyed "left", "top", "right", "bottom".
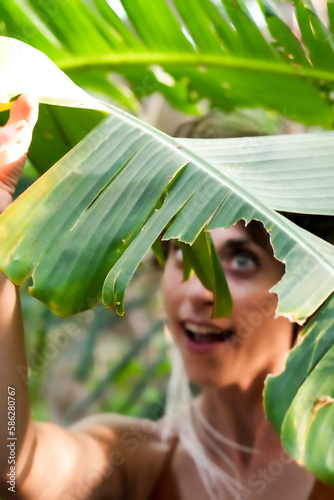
[{"left": 183, "top": 322, "right": 233, "bottom": 352}]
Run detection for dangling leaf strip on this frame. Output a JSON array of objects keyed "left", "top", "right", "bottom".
[
  {"left": 176, "top": 230, "right": 232, "bottom": 318},
  {"left": 177, "top": 231, "right": 233, "bottom": 318}
]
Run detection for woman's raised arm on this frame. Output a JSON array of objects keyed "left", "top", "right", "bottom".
[
  {"left": 0, "top": 96, "right": 130, "bottom": 500},
  {"left": 0, "top": 94, "right": 39, "bottom": 493}
]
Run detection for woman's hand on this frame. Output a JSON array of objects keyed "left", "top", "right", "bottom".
[{"left": 0, "top": 93, "right": 39, "bottom": 213}]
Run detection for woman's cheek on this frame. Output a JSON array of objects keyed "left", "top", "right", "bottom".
[{"left": 227, "top": 277, "right": 279, "bottom": 320}]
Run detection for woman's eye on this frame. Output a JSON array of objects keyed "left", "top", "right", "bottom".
[{"left": 228, "top": 252, "right": 259, "bottom": 272}]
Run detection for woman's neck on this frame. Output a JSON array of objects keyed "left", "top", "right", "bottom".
[
  {"left": 197, "top": 370, "right": 278, "bottom": 463},
  {"left": 196, "top": 341, "right": 291, "bottom": 452}
]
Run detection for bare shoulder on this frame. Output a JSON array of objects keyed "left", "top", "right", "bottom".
[
  {"left": 71, "top": 413, "right": 172, "bottom": 500},
  {"left": 14, "top": 414, "right": 170, "bottom": 500}
]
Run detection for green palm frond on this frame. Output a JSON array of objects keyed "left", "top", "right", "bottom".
[{"left": 1, "top": 0, "right": 334, "bottom": 127}]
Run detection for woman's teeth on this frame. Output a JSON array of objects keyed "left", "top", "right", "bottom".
[{"left": 184, "top": 322, "right": 233, "bottom": 343}]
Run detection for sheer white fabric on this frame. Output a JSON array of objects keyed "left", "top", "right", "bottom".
[{"left": 163, "top": 343, "right": 252, "bottom": 500}]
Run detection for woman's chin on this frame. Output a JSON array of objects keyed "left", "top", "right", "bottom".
[{"left": 185, "top": 364, "right": 237, "bottom": 389}]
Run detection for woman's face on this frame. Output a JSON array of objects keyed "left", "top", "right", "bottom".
[{"left": 161, "top": 221, "right": 294, "bottom": 388}]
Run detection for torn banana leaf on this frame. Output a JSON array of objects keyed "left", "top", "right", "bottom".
[{"left": 0, "top": 103, "right": 333, "bottom": 322}]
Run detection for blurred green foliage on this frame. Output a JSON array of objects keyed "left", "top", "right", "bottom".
[{"left": 20, "top": 260, "right": 170, "bottom": 425}]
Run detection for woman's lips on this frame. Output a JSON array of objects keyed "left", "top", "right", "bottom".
[{"left": 182, "top": 321, "right": 233, "bottom": 353}]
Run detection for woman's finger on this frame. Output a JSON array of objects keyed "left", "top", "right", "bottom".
[{"left": 6, "top": 93, "right": 39, "bottom": 130}]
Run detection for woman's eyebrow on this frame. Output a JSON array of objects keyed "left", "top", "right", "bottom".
[
  {"left": 224, "top": 238, "right": 253, "bottom": 248},
  {"left": 222, "top": 237, "right": 271, "bottom": 254}
]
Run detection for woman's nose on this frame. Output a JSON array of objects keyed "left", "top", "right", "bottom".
[{"left": 185, "top": 272, "right": 214, "bottom": 307}]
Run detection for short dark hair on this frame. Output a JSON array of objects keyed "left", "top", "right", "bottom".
[{"left": 280, "top": 212, "right": 333, "bottom": 245}]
